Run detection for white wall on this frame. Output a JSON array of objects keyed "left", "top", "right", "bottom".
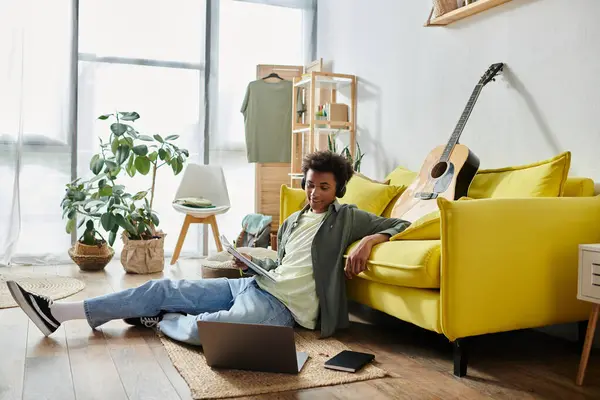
[
  {"left": 317, "top": 0, "right": 600, "bottom": 346},
  {"left": 316, "top": 0, "right": 600, "bottom": 182}
]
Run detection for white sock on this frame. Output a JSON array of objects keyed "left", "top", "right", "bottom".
[{"left": 50, "top": 301, "right": 86, "bottom": 323}]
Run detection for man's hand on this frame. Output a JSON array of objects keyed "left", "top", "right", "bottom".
[
  {"left": 233, "top": 253, "right": 252, "bottom": 271},
  {"left": 344, "top": 234, "right": 390, "bottom": 279}
]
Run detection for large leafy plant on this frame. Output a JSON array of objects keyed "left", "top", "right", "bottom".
[{"left": 61, "top": 111, "right": 189, "bottom": 247}]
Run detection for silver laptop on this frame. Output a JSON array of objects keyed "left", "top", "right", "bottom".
[{"left": 197, "top": 320, "right": 309, "bottom": 374}]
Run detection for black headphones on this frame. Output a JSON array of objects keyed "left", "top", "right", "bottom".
[{"left": 301, "top": 174, "right": 347, "bottom": 198}]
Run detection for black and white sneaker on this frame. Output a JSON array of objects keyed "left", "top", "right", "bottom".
[
  {"left": 6, "top": 280, "right": 61, "bottom": 336},
  {"left": 123, "top": 310, "right": 186, "bottom": 328},
  {"left": 124, "top": 315, "right": 163, "bottom": 328}
]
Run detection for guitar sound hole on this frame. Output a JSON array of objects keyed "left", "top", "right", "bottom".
[{"left": 431, "top": 162, "right": 448, "bottom": 179}]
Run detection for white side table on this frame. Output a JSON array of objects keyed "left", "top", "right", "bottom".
[{"left": 576, "top": 243, "right": 600, "bottom": 385}]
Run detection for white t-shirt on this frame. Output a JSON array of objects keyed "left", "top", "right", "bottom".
[{"left": 256, "top": 210, "right": 325, "bottom": 329}]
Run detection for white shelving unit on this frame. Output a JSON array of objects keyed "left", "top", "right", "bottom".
[{"left": 290, "top": 71, "right": 357, "bottom": 187}]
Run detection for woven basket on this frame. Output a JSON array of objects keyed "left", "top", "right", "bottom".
[
  {"left": 433, "top": 0, "right": 458, "bottom": 17},
  {"left": 68, "top": 241, "right": 114, "bottom": 271}
]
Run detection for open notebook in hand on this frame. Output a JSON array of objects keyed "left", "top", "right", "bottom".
[{"left": 220, "top": 235, "right": 277, "bottom": 283}]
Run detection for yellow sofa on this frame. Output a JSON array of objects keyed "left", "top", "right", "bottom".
[{"left": 279, "top": 152, "right": 600, "bottom": 377}]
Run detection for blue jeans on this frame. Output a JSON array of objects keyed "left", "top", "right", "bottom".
[{"left": 83, "top": 277, "right": 295, "bottom": 346}]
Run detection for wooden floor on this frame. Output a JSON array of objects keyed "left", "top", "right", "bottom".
[{"left": 1, "top": 260, "right": 600, "bottom": 400}]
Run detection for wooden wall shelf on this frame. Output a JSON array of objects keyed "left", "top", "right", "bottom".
[{"left": 426, "top": 0, "right": 512, "bottom": 26}]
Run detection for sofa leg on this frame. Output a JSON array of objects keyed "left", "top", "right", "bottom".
[{"left": 453, "top": 339, "right": 468, "bottom": 377}]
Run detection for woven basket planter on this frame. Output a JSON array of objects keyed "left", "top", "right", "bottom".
[
  {"left": 68, "top": 241, "right": 114, "bottom": 272},
  {"left": 433, "top": 0, "right": 458, "bottom": 17}
]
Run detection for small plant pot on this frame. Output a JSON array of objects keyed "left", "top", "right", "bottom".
[
  {"left": 120, "top": 231, "right": 166, "bottom": 274},
  {"left": 68, "top": 240, "right": 114, "bottom": 272}
]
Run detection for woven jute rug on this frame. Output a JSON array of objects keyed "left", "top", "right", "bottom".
[
  {"left": 159, "top": 329, "right": 387, "bottom": 399},
  {"left": 0, "top": 270, "right": 85, "bottom": 309}
]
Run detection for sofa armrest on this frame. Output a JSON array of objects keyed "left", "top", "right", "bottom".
[{"left": 437, "top": 196, "right": 600, "bottom": 341}]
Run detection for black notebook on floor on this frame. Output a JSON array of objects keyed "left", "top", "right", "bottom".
[{"left": 324, "top": 350, "right": 375, "bottom": 373}]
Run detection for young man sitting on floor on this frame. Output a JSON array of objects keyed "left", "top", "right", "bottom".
[{"left": 7, "top": 150, "right": 410, "bottom": 345}]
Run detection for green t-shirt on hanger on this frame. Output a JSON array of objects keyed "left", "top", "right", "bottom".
[{"left": 241, "top": 79, "right": 292, "bottom": 163}]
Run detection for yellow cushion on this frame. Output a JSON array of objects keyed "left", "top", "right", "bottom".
[
  {"left": 279, "top": 185, "right": 306, "bottom": 226},
  {"left": 389, "top": 197, "right": 472, "bottom": 241},
  {"left": 339, "top": 173, "right": 405, "bottom": 216},
  {"left": 391, "top": 210, "right": 441, "bottom": 240},
  {"left": 385, "top": 166, "right": 418, "bottom": 187},
  {"left": 563, "top": 177, "right": 595, "bottom": 197},
  {"left": 345, "top": 240, "right": 441, "bottom": 288},
  {"left": 467, "top": 151, "right": 571, "bottom": 199}
]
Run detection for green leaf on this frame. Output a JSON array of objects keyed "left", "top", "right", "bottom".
[
  {"left": 170, "top": 158, "right": 179, "bottom": 174},
  {"left": 98, "top": 114, "right": 112, "bottom": 120},
  {"left": 77, "top": 218, "right": 86, "bottom": 229},
  {"left": 148, "top": 151, "right": 158, "bottom": 162},
  {"left": 133, "top": 190, "right": 148, "bottom": 200},
  {"left": 150, "top": 213, "right": 159, "bottom": 226},
  {"left": 90, "top": 154, "right": 105, "bottom": 175},
  {"left": 110, "top": 123, "right": 127, "bottom": 136},
  {"left": 86, "top": 220, "right": 94, "bottom": 230},
  {"left": 66, "top": 218, "right": 76, "bottom": 234},
  {"left": 84, "top": 200, "right": 105, "bottom": 210},
  {"left": 108, "top": 166, "right": 121, "bottom": 179},
  {"left": 134, "top": 156, "right": 151, "bottom": 175},
  {"left": 108, "top": 230, "right": 116, "bottom": 246},
  {"left": 113, "top": 196, "right": 121, "bottom": 205},
  {"left": 115, "top": 145, "right": 130, "bottom": 165},
  {"left": 165, "top": 134, "right": 179, "bottom": 141},
  {"left": 105, "top": 160, "right": 118, "bottom": 171},
  {"left": 153, "top": 134, "right": 164, "bottom": 143},
  {"left": 89, "top": 172, "right": 106, "bottom": 183},
  {"left": 99, "top": 185, "right": 113, "bottom": 197},
  {"left": 132, "top": 145, "right": 148, "bottom": 156},
  {"left": 158, "top": 148, "right": 168, "bottom": 161},
  {"left": 101, "top": 212, "right": 116, "bottom": 231},
  {"left": 122, "top": 137, "right": 134, "bottom": 148},
  {"left": 98, "top": 179, "right": 106, "bottom": 188},
  {"left": 113, "top": 185, "right": 125, "bottom": 195},
  {"left": 171, "top": 157, "right": 183, "bottom": 175},
  {"left": 111, "top": 137, "right": 119, "bottom": 154},
  {"left": 115, "top": 214, "right": 137, "bottom": 236},
  {"left": 126, "top": 156, "right": 136, "bottom": 177},
  {"left": 181, "top": 149, "right": 189, "bottom": 157},
  {"left": 137, "top": 221, "right": 147, "bottom": 234},
  {"left": 113, "top": 204, "right": 130, "bottom": 212},
  {"left": 138, "top": 135, "right": 154, "bottom": 142},
  {"left": 67, "top": 209, "right": 76, "bottom": 220},
  {"left": 73, "top": 191, "right": 86, "bottom": 202},
  {"left": 118, "top": 111, "right": 140, "bottom": 121}
]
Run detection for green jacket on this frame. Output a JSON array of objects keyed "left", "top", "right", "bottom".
[{"left": 252, "top": 200, "right": 410, "bottom": 338}]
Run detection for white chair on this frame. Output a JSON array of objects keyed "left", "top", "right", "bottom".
[{"left": 170, "top": 164, "right": 231, "bottom": 265}]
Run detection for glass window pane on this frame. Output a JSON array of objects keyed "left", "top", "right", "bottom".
[
  {"left": 79, "top": 0, "right": 204, "bottom": 64},
  {"left": 77, "top": 61, "right": 204, "bottom": 256},
  {"left": 208, "top": 0, "right": 304, "bottom": 253}
]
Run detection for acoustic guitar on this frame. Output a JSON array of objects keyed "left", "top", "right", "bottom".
[{"left": 391, "top": 63, "right": 504, "bottom": 223}]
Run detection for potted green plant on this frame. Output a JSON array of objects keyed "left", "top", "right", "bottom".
[
  {"left": 61, "top": 111, "right": 188, "bottom": 273},
  {"left": 327, "top": 133, "right": 365, "bottom": 172},
  {"left": 61, "top": 179, "right": 114, "bottom": 271}
]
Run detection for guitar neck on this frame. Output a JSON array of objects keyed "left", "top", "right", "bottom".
[{"left": 441, "top": 84, "right": 483, "bottom": 162}]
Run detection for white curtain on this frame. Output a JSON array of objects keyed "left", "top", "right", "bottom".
[
  {"left": 0, "top": 0, "right": 76, "bottom": 266},
  {"left": 0, "top": 0, "right": 316, "bottom": 265}
]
